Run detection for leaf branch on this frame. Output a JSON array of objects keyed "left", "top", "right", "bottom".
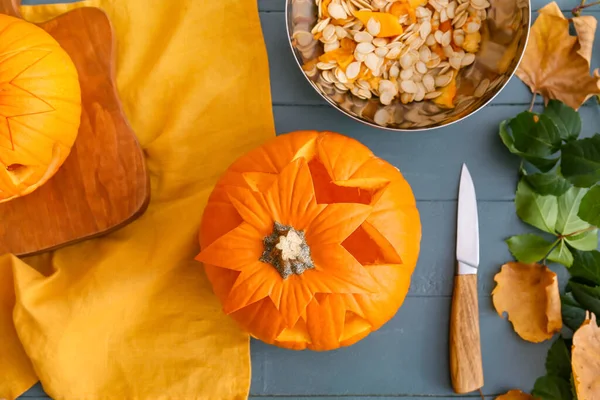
[
  {"left": 560, "top": 225, "right": 598, "bottom": 239},
  {"left": 529, "top": 92, "right": 537, "bottom": 112},
  {"left": 573, "top": 0, "right": 600, "bottom": 16}
]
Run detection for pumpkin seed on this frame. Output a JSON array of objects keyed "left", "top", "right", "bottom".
[
  {"left": 354, "top": 50, "right": 367, "bottom": 62},
  {"left": 335, "top": 26, "right": 348, "bottom": 39},
  {"left": 426, "top": 33, "right": 436, "bottom": 46},
  {"left": 367, "top": 18, "right": 381, "bottom": 36},
  {"left": 419, "top": 21, "right": 432, "bottom": 40},
  {"left": 447, "top": 1, "right": 456, "bottom": 18},
  {"left": 346, "top": 61, "right": 361, "bottom": 79},
  {"left": 350, "top": 0, "right": 373, "bottom": 10},
  {"left": 426, "top": 55, "right": 441, "bottom": 69},
  {"left": 341, "top": 0, "right": 352, "bottom": 15},
  {"left": 401, "top": 80, "right": 418, "bottom": 94},
  {"left": 438, "top": 63, "right": 451, "bottom": 75},
  {"left": 423, "top": 74, "right": 435, "bottom": 92},
  {"left": 379, "top": 79, "right": 397, "bottom": 94},
  {"left": 449, "top": 55, "right": 462, "bottom": 69},
  {"left": 354, "top": 31, "right": 374, "bottom": 43},
  {"left": 357, "top": 79, "right": 370, "bottom": 90},
  {"left": 470, "top": 0, "right": 490, "bottom": 10},
  {"left": 375, "top": 47, "right": 389, "bottom": 57},
  {"left": 455, "top": 2, "right": 470, "bottom": 15},
  {"left": 386, "top": 46, "right": 402, "bottom": 59},
  {"left": 311, "top": 18, "right": 331, "bottom": 34},
  {"left": 324, "top": 40, "right": 341, "bottom": 52},
  {"left": 415, "top": 82, "right": 426, "bottom": 101},
  {"left": 365, "top": 52, "right": 383, "bottom": 72},
  {"left": 317, "top": 61, "right": 338, "bottom": 70},
  {"left": 416, "top": 61, "right": 428, "bottom": 74},
  {"left": 441, "top": 31, "right": 452, "bottom": 47},
  {"left": 358, "top": 88, "right": 372, "bottom": 99},
  {"left": 400, "top": 53, "right": 415, "bottom": 69},
  {"left": 356, "top": 42, "right": 376, "bottom": 54},
  {"left": 374, "top": 108, "right": 392, "bottom": 125},
  {"left": 474, "top": 78, "right": 490, "bottom": 98},
  {"left": 401, "top": 92, "right": 415, "bottom": 104},
  {"left": 425, "top": 91, "right": 442, "bottom": 99},
  {"left": 453, "top": 11, "right": 468, "bottom": 28},
  {"left": 400, "top": 68, "right": 413, "bottom": 80},
  {"left": 335, "top": 82, "right": 349, "bottom": 92},
  {"left": 419, "top": 46, "right": 432, "bottom": 63},
  {"left": 440, "top": 9, "right": 448, "bottom": 23},
  {"left": 372, "top": 0, "right": 388, "bottom": 10},
  {"left": 434, "top": 30, "right": 444, "bottom": 44},
  {"left": 335, "top": 67, "right": 348, "bottom": 83},
  {"left": 464, "top": 20, "right": 481, "bottom": 34},
  {"left": 373, "top": 37, "right": 388, "bottom": 47},
  {"left": 390, "top": 64, "right": 400, "bottom": 78},
  {"left": 435, "top": 72, "right": 453, "bottom": 87},
  {"left": 453, "top": 29, "right": 465, "bottom": 46},
  {"left": 293, "top": 31, "right": 314, "bottom": 47},
  {"left": 328, "top": 3, "right": 348, "bottom": 20}
]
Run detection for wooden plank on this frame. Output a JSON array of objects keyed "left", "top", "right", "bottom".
[
  {"left": 0, "top": 3, "right": 149, "bottom": 257},
  {"left": 272, "top": 104, "right": 600, "bottom": 201},
  {"left": 259, "top": 11, "right": 600, "bottom": 106},
  {"left": 250, "top": 296, "right": 552, "bottom": 396},
  {"left": 258, "top": 0, "right": 596, "bottom": 12}
]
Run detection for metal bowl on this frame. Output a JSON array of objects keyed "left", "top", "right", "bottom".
[{"left": 286, "top": 0, "right": 531, "bottom": 131}]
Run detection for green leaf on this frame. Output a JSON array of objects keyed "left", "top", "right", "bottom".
[
  {"left": 569, "top": 281, "right": 600, "bottom": 317},
  {"left": 500, "top": 119, "right": 560, "bottom": 172},
  {"left": 545, "top": 337, "right": 572, "bottom": 379},
  {"left": 543, "top": 100, "right": 581, "bottom": 142},
  {"left": 532, "top": 375, "right": 573, "bottom": 400},
  {"left": 511, "top": 111, "right": 562, "bottom": 155},
  {"left": 570, "top": 250, "right": 600, "bottom": 286},
  {"left": 548, "top": 240, "right": 574, "bottom": 267},
  {"left": 525, "top": 170, "right": 572, "bottom": 196},
  {"left": 562, "top": 293, "right": 587, "bottom": 331},
  {"left": 516, "top": 179, "right": 559, "bottom": 234},
  {"left": 562, "top": 134, "right": 600, "bottom": 187},
  {"left": 556, "top": 187, "right": 591, "bottom": 235},
  {"left": 506, "top": 234, "right": 557, "bottom": 263},
  {"left": 578, "top": 185, "right": 600, "bottom": 227}
]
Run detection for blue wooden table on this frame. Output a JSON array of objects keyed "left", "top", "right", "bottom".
[{"left": 20, "top": 0, "right": 600, "bottom": 399}]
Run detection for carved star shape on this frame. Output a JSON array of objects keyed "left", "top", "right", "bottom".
[
  {"left": 197, "top": 158, "right": 380, "bottom": 328},
  {"left": 0, "top": 49, "right": 55, "bottom": 151}
]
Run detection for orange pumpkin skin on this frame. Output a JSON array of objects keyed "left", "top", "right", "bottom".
[
  {"left": 0, "top": 15, "right": 81, "bottom": 203},
  {"left": 198, "top": 131, "right": 421, "bottom": 351}
]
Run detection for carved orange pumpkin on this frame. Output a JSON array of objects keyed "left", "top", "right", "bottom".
[
  {"left": 0, "top": 15, "right": 81, "bottom": 203},
  {"left": 197, "top": 131, "right": 421, "bottom": 350}
]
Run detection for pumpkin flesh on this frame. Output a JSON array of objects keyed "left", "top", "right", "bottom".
[{"left": 198, "top": 131, "right": 421, "bottom": 350}]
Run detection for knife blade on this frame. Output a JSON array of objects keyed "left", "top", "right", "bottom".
[{"left": 449, "top": 164, "right": 484, "bottom": 394}]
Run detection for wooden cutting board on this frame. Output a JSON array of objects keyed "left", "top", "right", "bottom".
[{"left": 0, "top": 0, "right": 150, "bottom": 256}]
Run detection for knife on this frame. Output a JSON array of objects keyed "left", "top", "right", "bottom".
[{"left": 450, "top": 164, "right": 484, "bottom": 394}]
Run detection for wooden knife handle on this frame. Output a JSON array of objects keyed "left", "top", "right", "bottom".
[{"left": 450, "top": 273, "right": 484, "bottom": 394}]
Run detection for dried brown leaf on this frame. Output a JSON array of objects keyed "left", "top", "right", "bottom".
[
  {"left": 492, "top": 262, "right": 562, "bottom": 343},
  {"left": 573, "top": 15, "right": 597, "bottom": 65},
  {"left": 495, "top": 390, "right": 535, "bottom": 400},
  {"left": 516, "top": 2, "right": 600, "bottom": 110},
  {"left": 572, "top": 312, "right": 600, "bottom": 400}
]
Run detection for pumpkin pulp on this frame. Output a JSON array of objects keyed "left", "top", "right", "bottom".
[{"left": 261, "top": 222, "right": 314, "bottom": 279}]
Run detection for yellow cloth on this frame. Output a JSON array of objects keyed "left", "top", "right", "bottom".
[{"left": 0, "top": 0, "right": 274, "bottom": 399}]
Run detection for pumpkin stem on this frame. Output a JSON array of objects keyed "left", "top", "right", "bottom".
[{"left": 260, "top": 222, "right": 315, "bottom": 279}]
